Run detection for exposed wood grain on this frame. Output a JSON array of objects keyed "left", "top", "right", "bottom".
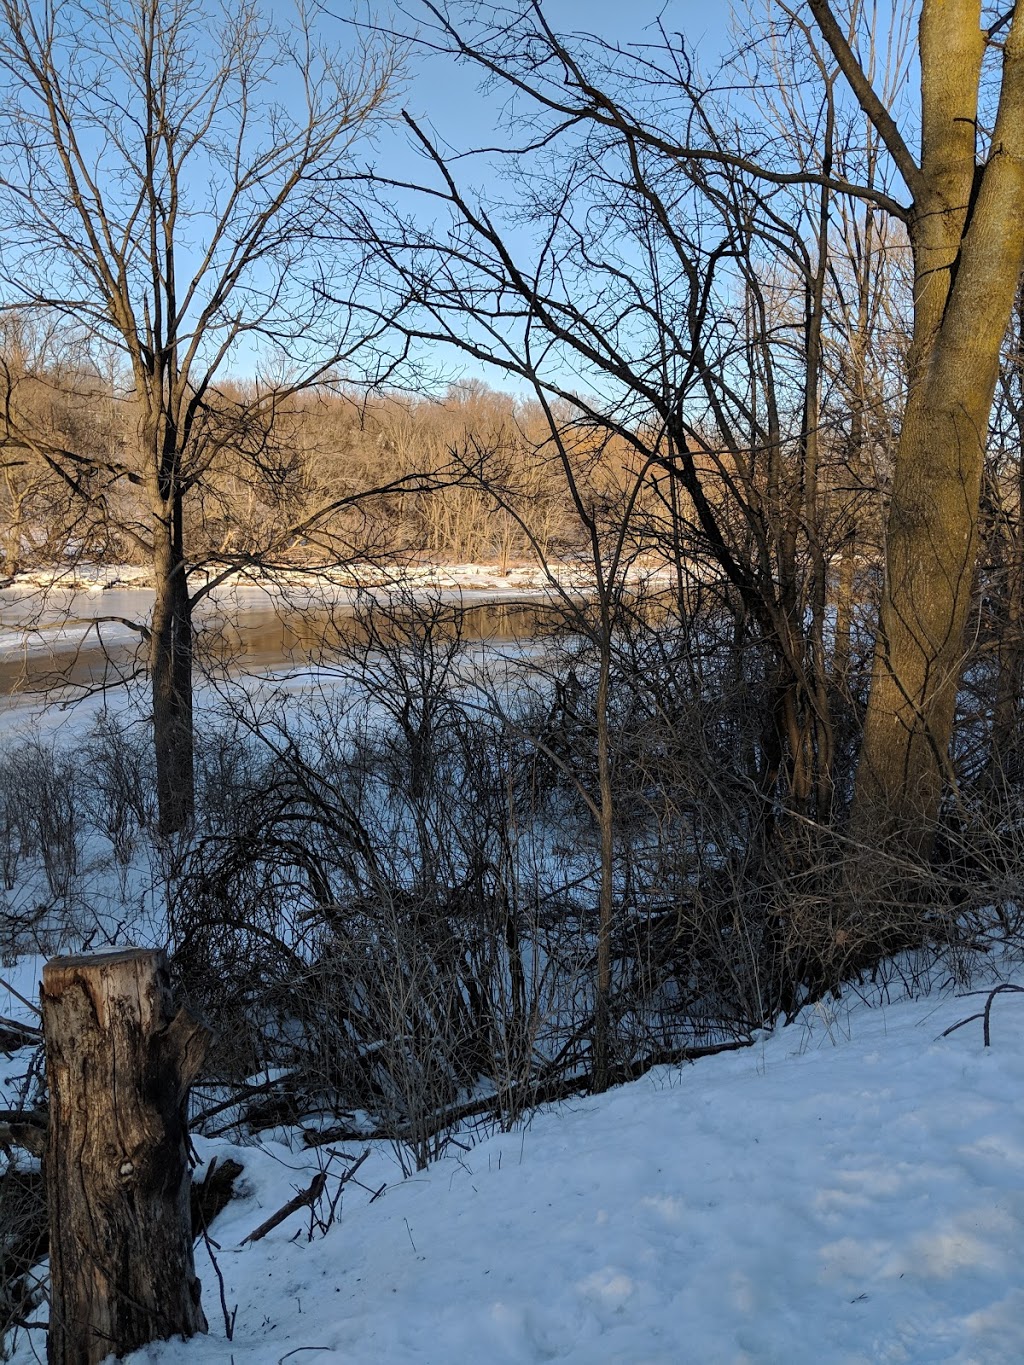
[{"left": 42, "top": 947, "right": 210, "bottom": 1365}]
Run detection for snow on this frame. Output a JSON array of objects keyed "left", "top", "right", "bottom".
[
  {"left": 9, "top": 979, "right": 1017, "bottom": 1364},
  {"left": 0, "top": 558, "right": 675, "bottom": 644},
  {"left": 3, "top": 562, "right": 1023, "bottom": 1363},
  {"left": 1, "top": 559, "right": 672, "bottom": 598}
]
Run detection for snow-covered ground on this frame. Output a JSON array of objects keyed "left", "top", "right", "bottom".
[
  {"left": 146, "top": 980, "right": 1024, "bottom": 1363},
  {"left": 7, "top": 965, "right": 1022, "bottom": 1363}
]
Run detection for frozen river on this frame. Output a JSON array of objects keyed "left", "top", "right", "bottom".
[{"left": 0, "top": 578, "right": 555, "bottom": 707}]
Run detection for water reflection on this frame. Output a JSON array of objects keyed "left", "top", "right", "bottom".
[{"left": 0, "top": 597, "right": 558, "bottom": 699}]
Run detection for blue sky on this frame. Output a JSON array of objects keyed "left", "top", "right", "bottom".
[
  {"left": 395, "top": 0, "right": 732, "bottom": 151},
  {"left": 342, "top": 1, "right": 735, "bottom": 392}
]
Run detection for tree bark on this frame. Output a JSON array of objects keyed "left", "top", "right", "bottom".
[
  {"left": 42, "top": 947, "right": 209, "bottom": 1365},
  {"left": 151, "top": 493, "right": 195, "bottom": 836},
  {"left": 851, "top": 2, "right": 1024, "bottom": 845}
]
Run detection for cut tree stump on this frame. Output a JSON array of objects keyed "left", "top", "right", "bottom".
[{"left": 41, "top": 947, "right": 210, "bottom": 1365}]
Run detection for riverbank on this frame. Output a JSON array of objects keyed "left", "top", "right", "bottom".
[{"left": 1, "top": 559, "right": 604, "bottom": 600}]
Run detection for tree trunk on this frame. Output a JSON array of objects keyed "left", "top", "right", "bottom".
[
  {"left": 42, "top": 948, "right": 209, "bottom": 1365},
  {"left": 151, "top": 493, "right": 195, "bottom": 836},
  {"left": 591, "top": 639, "right": 615, "bottom": 1094},
  {"left": 854, "top": 394, "right": 986, "bottom": 841},
  {"left": 988, "top": 290, "right": 1024, "bottom": 782},
  {"left": 852, "top": 3, "right": 1024, "bottom": 847}
]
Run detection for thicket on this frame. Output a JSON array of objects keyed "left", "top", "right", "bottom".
[
  {"left": 1, "top": 562, "right": 1023, "bottom": 1356},
  {"left": 4, "top": 586, "right": 1022, "bottom": 1161}
]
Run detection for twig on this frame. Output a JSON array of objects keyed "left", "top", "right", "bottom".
[
  {"left": 242, "top": 1172, "right": 327, "bottom": 1245},
  {"left": 940, "top": 983, "right": 1024, "bottom": 1046},
  {"left": 191, "top": 1158, "right": 239, "bottom": 1340},
  {"left": 333, "top": 1148, "right": 371, "bottom": 1186},
  {"left": 322, "top": 1148, "right": 371, "bottom": 1229},
  {"left": 0, "top": 978, "right": 42, "bottom": 1019},
  {"left": 0, "top": 1015, "right": 42, "bottom": 1043},
  {"left": 192, "top": 1072, "right": 299, "bottom": 1127},
  {"left": 302, "top": 1035, "right": 755, "bottom": 1150},
  {"left": 200, "top": 1223, "right": 237, "bottom": 1341},
  {"left": 981, "top": 983, "right": 1024, "bottom": 1047}
]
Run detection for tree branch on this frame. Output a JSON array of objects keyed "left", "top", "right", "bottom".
[{"left": 806, "top": 0, "right": 927, "bottom": 204}]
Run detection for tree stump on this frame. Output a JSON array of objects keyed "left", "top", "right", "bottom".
[{"left": 41, "top": 947, "right": 210, "bottom": 1365}]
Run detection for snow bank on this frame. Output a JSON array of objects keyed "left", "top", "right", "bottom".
[
  {"left": 1, "top": 559, "right": 674, "bottom": 599},
  {"left": 90, "top": 981, "right": 1024, "bottom": 1364}
]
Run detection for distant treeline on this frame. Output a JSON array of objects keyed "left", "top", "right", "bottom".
[{"left": 0, "top": 361, "right": 641, "bottom": 576}]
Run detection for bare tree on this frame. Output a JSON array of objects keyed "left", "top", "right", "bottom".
[
  {"left": 354, "top": 0, "right": 1024, "bottom": 855},
  {"left": 350, "top": 4, "right": 873, "bottom": 823},
  {"left": 0, "top": 0, "right": 400, "bottom": 832},
  {"left": 341, "top": 9, "right": 884, "bottom": 1066}
]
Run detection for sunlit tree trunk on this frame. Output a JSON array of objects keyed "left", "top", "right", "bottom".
[{"left": 844, "top": 2, "right": 1024, "bottom": 845}]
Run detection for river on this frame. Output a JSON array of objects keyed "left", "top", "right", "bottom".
[{"left": 0, "top": 583, "right": 558, "bottom": 702}]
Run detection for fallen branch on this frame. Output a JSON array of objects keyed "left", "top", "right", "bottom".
[
  {"left": 0, "top": 979, "right": 41, "bottom": 1019},
  {"left": 192, "top": 1072, "right": 299, "bottom": 1128},
  {"left": 242, "top": 1172, "right": 327, "bottom": 1245},
  {"left": 0, "top": 1109, "right": 47, "bottom": 1158},
  {"left": 0, "top": 1017, "right": 42, "bottom": 1052},
  {"left": 303, "top": 1035, "right": 755, "bottom": 1149}
]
